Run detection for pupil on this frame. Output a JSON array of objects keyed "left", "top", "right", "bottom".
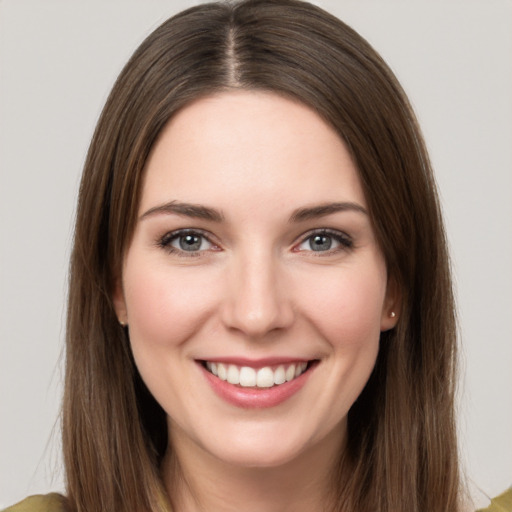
[
  {"left": 180, "top": 234, "right": 201, "bottom": 251},
  {"left": 311, "top": 235, "right": 331, "bottom": 251}
]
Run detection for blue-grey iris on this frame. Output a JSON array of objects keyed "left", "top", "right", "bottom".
[
  {"left": 310, "top": 235, "right": 332, "bottom": 251},
  {"left": 180, "top": 234, "right": 202, "bottom": 251}
]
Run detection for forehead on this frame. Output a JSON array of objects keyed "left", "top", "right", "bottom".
[{"left": 140, "top": 91, "right": 366, "bottom": 216}]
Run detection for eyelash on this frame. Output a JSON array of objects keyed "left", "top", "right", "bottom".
[
  {"left": 294, "top": 228, "right": 353, "bottom": 255},
  {"left": 157, "top": 229, "right": 218, "bottom": 257},
  {"left": 156, "top": 228, "right": 353, "bottom": 257}
]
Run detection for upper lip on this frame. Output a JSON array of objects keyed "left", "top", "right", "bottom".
[{"left": 197, "top": 356, "right": 315, "bottom": 369}]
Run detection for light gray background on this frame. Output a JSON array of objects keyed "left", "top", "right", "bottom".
[{"left": 1, "top": 0, "right": 511, "bottom": 508}]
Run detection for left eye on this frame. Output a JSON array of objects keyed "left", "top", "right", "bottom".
[
  {"left": 297, "top": 231, "right": 352, "bottom": 252},
  {"left": 174, "top": 233, "right": 210, "bottom": 251}
]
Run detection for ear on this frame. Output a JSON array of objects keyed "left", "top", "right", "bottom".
[
  {"left": 380, "top": 276, "right": 401, "bottom": 332},
  {"left": 112, "top": 278, "right": 128, "bottom": 326}
]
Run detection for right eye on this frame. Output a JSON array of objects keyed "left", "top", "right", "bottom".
[{"left": 158, "top": 229, "right": 217, "bottom": 256}]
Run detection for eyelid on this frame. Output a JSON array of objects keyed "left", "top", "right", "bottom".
[
  {"left": 157, "top": 228, "right": 221, "bottom": 256},
  {"left": 155, "top": 227, "right": 352, "bottom": 257},
  {"left": 293, "top": 228, "right": 353, "bottom": 253}
]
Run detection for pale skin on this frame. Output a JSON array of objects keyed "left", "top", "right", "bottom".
[{"left": 114, "top": 91, "right": 399, "bottom": 512}]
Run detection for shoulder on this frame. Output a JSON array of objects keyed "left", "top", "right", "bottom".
[
  {"left": 476, "top": 488, "right": 512, "bottom": 512},
  {"left": 2, "top": 494, "right": 68, "bottom": 512}
]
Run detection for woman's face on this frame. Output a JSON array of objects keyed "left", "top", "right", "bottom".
[{"left": 114, "top": 91, "right": 398, "bottom": 469}]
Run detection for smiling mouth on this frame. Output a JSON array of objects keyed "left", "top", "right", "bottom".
[{"left": 202, "top": 361, "right": 316, "bottom": 389}]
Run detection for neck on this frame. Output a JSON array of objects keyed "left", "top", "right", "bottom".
[{"left": 162, "top": 424, "right": 347, "bottom": 512}]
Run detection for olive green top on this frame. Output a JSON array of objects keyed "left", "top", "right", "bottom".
[
  {"left": 2, "top": 494, "right": 67, "bottom": 512},
  {"left": 476, "top": 488, "right": 512, "bottom": 512},
  {"left": 4, "top": 488, "right": 512, "bottom": 511}
]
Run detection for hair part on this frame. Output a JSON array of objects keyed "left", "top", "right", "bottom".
[{"left": 63, "top": 1, "right": 460, "bottom": 511}]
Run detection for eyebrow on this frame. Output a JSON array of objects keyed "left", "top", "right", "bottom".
[
  {"left": 140, "top": 201, "right": 224, "bottom": 222},
  {"left": 289, "top": 202, "right": 368, "bottom": 222},
  {"left": 140, "top": 200, "right": 367, "bottom": 223}
]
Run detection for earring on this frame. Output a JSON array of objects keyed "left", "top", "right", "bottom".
[
  {"left": 119, "top": 320, "right": 127, "bottom": 327},
  {"left": 389, "top": 311, "right": 396, "bottom": 318}
]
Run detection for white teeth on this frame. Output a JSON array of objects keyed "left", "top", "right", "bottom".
[
  {"left": 256, "top": 367, "right": 274, "bottom": 388},
  {"left": 217, "top": 363, "right": 227, "bottom": 380},
  {"left": 227, "top": 365, "right": 240, "bottom": 385},
  {"left": 205, "top": 361, "right": 309, "bottom": 388},
  {"left": 274, "top": 365, "right": 286, "bottom": 385},
  {"left": 295, "top": 362, "right": 307, "bottom": 377},
  {"left": 239, "top": 366, "right": 257, "bottom": 387},
  {"left": 285, "top": 365, "right": 296, "bottom": 382},
  {"left": 206, "top": 361, "right": 219, "bottom": 376}
]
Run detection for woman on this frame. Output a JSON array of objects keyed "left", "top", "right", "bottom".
[{"left": 3, "top": 0, "right": 508, "bottom": 511}]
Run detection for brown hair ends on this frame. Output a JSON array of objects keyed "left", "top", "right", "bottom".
[{"left": 63, "top": 1, "right": 461, "bottom": 511}]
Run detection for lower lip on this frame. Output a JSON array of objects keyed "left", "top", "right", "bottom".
[{"left": 200, "top": 363, "right": 315, "bottom": 409}]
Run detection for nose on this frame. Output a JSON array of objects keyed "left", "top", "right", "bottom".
[{"left": 221, "top": 248, "right": 295, "bottom": 339}]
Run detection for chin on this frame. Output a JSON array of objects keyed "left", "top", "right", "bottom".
[
  {"left": 218, "top": 443, "right": 302, "bottom": 469},
  {"left": 195, "top": 418, "right": 337, "bottom": 471}
]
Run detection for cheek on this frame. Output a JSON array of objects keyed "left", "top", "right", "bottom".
[
  {"left": 123, "top": 261, "right": 218, "bottom": 349},
  {"left": 122, "top": 261, "right": 222, "bottom": 417},
  {"left": 296, "top": 263, "right": 387, "bottom": 346}
]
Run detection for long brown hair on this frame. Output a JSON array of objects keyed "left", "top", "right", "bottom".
[{"left": 63, "top": 1, "right": 460, "bottom": 510}]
